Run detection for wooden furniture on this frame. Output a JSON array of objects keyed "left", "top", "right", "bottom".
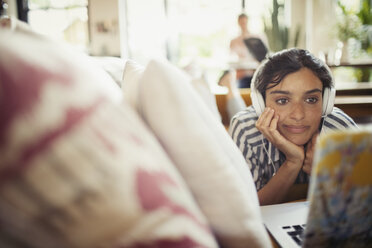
[
  {"left": 334, "top": 95, "right": 372, "bottom": 124},
  {"left": 328, "top": 61, "right": 372, "bottom": 69},
  {"left": 215, "top": 88, "right": 251, "bottom": 126},
  {"left": 335, "top": 82, "right": 372, "bottom": 123},
  {"left": 335, "top": 82, "right": 372, "bottom": 96}
]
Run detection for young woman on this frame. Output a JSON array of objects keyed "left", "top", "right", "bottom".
[{"left": 229, "top": 48, "right": 358, "bottom": 205}]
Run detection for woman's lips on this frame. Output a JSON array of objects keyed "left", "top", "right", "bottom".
[{"left": 283, "top": 125, "right": 309, "bottom": 134}]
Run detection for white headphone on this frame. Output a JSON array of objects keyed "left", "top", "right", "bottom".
[{"left": 250, "top": 71, "right": 336, "bottom": 117}]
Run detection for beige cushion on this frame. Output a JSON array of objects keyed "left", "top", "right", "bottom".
[
  {"left": 191, "top": 77, "right": 221, "bottom": 121},
  {"left": 122, "top": 60, "right": 145, "bottom": 109},
  {"left": 122, "top": 60, "right": 221, "bottom": 121},
  {"left": 0, "top": 29, "right": 218, "bottom": 248},
  {"left": 127, "top": 59, "right": 271, "bottom": 248}
]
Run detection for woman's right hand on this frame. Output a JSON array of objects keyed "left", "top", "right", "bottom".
[
  {"left": 255, "top": 107, "right": 307, "bottom": 205},
  {"left": 255, "top": 107, "right": 305, "bottom": 165}
]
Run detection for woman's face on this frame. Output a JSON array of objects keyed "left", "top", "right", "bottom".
[{"left": 265, "top": 68, "right": 323, "bottom": 146}]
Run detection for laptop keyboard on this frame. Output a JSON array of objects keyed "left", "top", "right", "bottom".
[{"left": 282, "top": 224, "right": 306, "bottom": 246}]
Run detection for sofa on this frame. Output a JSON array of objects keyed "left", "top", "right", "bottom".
[{"left": 0, "top": 19, "right": 272, "bottom": 248}]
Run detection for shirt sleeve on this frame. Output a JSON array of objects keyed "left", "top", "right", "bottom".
[
  {"left": 322, "top": 107, "right": 358, "bottom": 132},
  {"left": 229, "top": 108, "right": 266, "bottom": 190}
]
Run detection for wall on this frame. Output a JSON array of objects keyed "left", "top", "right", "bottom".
[
  {"left": 289, "top": 0, "right": 306, "bottom": 49},
  {"left": 4, "top": 0, "right": 17, "bottom": 17},
  {"left": 310, "top": 0, "right": 338, "bottom": 57},
  {"left": 5, "top": 0, "right": 339, "bottom": 60},
  {"left": 289, "top": 0, "right": 338, "bottom": 57},
  {"left": 89, "top": 0, "right": 121, "bottom": 56}
]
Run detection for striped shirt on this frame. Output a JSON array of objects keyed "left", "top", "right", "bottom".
[{"left": 229, "top": 106, "right": 358, "bottom": 190}]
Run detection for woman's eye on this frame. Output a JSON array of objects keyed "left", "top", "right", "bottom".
[
  {"left": 276, "top": 98, "right": 288, "bottom": 105},
  {"left": 306, "top": 97, "right": 318, "bottom": 104}
]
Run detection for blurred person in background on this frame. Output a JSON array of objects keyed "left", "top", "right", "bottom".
[{"left": 229, "top": 13, "right": 268, "bottom": 88}]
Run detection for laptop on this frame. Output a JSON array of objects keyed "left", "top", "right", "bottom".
[
  {"left": 243, "top": 37, "right": 268, "bottom": 62},
  {"left": 260, "top": 128, "right": 372, "bottom": 248}
]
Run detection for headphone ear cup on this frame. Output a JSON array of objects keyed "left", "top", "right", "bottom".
[
  {"left": 322, "top": 87, "right": 335, "bottom": 116},
  {"left": 251, "top": 88, "right": 265, "bottom": 115},
  {"left": 250, "top": 67, "right": 266, "bottom": 115}
]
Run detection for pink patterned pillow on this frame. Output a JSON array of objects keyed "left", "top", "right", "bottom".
[{"left": 0, "top": 29, "right": 217, "bottom": 248}]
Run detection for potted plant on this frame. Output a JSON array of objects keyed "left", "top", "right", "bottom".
[
  {"left": 264, "top": 0, "right": 300, "bottom": 52},
  {"left": 336, "top": 1, "right": 362, "bottom": 63},
  {"left": 355, "top": 0, "right": 372, "bottom": 81}
]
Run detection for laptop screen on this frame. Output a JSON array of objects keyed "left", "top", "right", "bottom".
[
  {"left": 243, "top": 38, "right": 268, "bottom": 62},
  {"left": 303, "top": 128, "right": 372, "bottom": 247},
  {"left": 261, "top": 128, "right": 372, "bottom": 248}
]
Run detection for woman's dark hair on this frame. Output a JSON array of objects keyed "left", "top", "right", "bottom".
[{"left": 253, "top": 48, "right": 333, "bottom": 99}]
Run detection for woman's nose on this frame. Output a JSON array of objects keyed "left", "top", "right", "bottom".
[{"left": 290, "top": 103, "right": 305, "bottom": 120}]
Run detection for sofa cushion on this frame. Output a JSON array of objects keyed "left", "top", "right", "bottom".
[
  {"left": 122, "top": 60, "right": 222, "bottom": 121},
  {"left": 0, "top": 29, "right": 218, "bottom": 248},
  {"left": 90, "top": 56, "right": 127, "bottom": 87},
  {"left": 128, "top": 59, "right": 271, "bottom": 248},
  {"left": 191, "top": 77, "right": 221, "bottom": 121},
  {"left": 121, "top": 59, "right": 145, "bottom": 109}
]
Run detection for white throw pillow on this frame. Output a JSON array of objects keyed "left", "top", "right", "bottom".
[
  {"left": 0, "top": 28, "right": 218, "bottom": 248},
  {"left": 91, "top": 56, "right": 127, "bottom": 87},
  {"left": 130, "top": 59, "right": 272, "bottom": 248},
  {"left": 122, "top": 60, "right": 222, "bottom": 121},
  {"left": 121, "top": 60, "right": 145, "bottom": 109},
  {"left": 191, "top": 77, "right": 222, "bottom": 121}
]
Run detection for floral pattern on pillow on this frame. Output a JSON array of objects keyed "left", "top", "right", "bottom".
[{"left": 0, "top": 29, "right": 217, "bottom": 248}]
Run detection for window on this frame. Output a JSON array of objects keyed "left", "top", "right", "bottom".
[
  {"left": 125, "top": 0, "right": 167, "bottom": 64},
  {"left": 124, "top": 0, "right": 272, "bottom": 85},
  {"left": 27, "top": 0, "right": 89, "bottom": 52},
  {"left": 19, "top": 0, "right": 275, "bottom": 77}
]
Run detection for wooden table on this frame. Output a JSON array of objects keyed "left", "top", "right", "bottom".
[
  {"left": 334, "top": 95, "right": 372, "bottom": 123},
  {"left": 335, "top": 82, "right": 372, "bottom": 96},
  {"left": 328, "top": 61, "right": 372, "bottom": 69},
  {"left": 215, "top": 88, "right": 251, "bottom": 126}
]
